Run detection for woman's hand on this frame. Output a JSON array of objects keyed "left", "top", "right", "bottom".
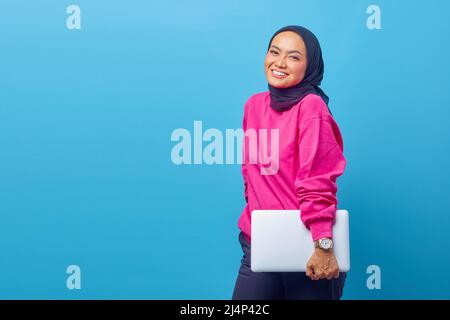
[{"left": 306, "top": 248, "right": 340, "bottom": 280}]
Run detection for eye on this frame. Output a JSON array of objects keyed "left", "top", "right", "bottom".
[
  {"left": 290, "top": 56, "right": 300, "bottom": 61},
  {"left": 269, "top": 49, "right": 279, "bottom": 55}
]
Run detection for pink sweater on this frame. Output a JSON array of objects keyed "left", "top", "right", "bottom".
[{"left": 238, "top": 91, "right": 347, "bottom": 244}]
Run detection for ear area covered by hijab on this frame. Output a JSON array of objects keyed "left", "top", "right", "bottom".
[{"left": 267, "top": 25, "right": 332, "bottom": 116}]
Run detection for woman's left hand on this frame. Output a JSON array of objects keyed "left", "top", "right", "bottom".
[{"left": 306, "top": 248, "right": 340, "bottom": 280}]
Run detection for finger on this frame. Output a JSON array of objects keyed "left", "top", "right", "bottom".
[
  {"left": 306, "top": 264, "right": 315, "bottom": 279},
  {"left": 309, "top": 267, "right": 318, "bottom": 280},
  {"left": 306, "top": 264, "right": 312, "bottom": 276},
  {"left": 315, "top": 270, "right": 325, "bottom": 280},
  {"left": 334, "top": 270, "right": 340, "bottom": 279},
  {"left": 326, "top": 272, "right": 333, "bottom": 280}
]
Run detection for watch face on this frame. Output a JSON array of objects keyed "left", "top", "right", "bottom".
[{"left": 320, "top": 238, "right": 332, "bottom": 249}]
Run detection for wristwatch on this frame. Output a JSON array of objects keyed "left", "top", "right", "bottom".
[{"left": 314, "top": 237, "right": 333, "bottom": 251}]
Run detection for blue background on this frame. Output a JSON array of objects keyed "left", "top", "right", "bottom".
[{"left": 1, "top": 0, "right": 449, "bottom": 299}]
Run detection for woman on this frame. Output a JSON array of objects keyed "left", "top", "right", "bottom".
[{"left": 232, "top": 25, "right": 347, "bottom": 300}]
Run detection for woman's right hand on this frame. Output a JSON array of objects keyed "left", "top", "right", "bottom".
[{"left": 306, "top": 248, "right": 340, "bottom": 281}]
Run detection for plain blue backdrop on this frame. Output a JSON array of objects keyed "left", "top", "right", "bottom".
[{"left": 1, "top": 0, "right": 449, "bottom": 299}]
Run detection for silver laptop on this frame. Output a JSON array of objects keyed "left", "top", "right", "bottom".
[{"left": 251, "top": 209, "right": 350, "bottom": 272}]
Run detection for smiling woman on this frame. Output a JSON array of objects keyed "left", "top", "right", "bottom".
[
  {"left": 265, "top": 31, "right": 307, "bottom": 88},
  {"left": 232, "top": 25, "right": 347, "bottom": 300}
]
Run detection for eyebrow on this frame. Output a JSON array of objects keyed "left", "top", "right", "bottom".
[{"left": 270, "top": 45, "right": 303, "bottom": 55}]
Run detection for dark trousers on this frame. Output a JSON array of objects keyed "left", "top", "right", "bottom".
[{"left": 232, "top": 231, "right": 347, "bottom": 300}]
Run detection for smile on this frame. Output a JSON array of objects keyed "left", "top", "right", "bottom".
[{"left": 271, "top": 69, "right": 288, "bottom": 78}]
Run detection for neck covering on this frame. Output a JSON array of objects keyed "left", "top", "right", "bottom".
[{"left": 267, "top": 25, "right": 332, "bottom": 115}]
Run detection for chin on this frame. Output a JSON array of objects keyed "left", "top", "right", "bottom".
[
  {"left": 267, "top": 75, "right": 292, "bottom": 88},
  {"left": 268, "top": 80, "right": 290, "bottom": 88}
]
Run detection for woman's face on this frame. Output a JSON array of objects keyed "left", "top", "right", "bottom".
[{"left": 264, "top": 31, "right": 307, "bottom": 88}]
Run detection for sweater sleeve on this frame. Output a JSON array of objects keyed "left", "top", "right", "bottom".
[{"left": 295, "top": 110, "right": 347, "bottom": 241}]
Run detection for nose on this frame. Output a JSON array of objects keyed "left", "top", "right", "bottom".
[{"left": 274, "top": 56, "right": 287, "bottom": 69}]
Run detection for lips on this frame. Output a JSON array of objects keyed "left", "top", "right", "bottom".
[{"left": 271, "top": 69, "right": 288, "bottom": 79}]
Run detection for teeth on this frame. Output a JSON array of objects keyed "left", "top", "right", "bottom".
[{"left": 272, "top": 70, "right": 286, "bottom": 76}]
